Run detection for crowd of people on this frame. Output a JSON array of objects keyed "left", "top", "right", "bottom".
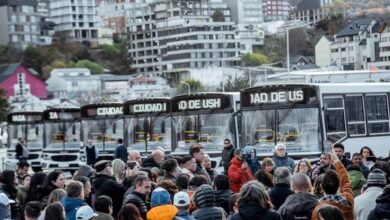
[{"left": 1, "top": 138, "right": 390, "bottom": 220}]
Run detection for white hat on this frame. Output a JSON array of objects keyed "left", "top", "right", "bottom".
[
  {"left": 173, "top": 191, "right": 190, "bottom": 207},
  {"left": 0, "top": 193, "right": 15, "bottom": 205},
  {"left": 76, "top": 206, "right": 98, "bottom": 220}
]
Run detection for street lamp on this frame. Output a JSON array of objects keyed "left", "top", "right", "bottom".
[
  {"left": 180, "top": 81, "right": 191, "bottom": 95},
  {"left": 286, "top": 21, "right": 314, "bottom": 73}
]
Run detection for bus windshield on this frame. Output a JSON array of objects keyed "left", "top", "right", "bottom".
[
  {"left": 242, "top": 108, "right": 320, "bottom": 154},
  {"left": 9, "top": 124, "right": 43, "bottom": 149},
  {"left": 172, "top": 113, "right": 234, "bottom": 153},
  {"left": 45, "top": 122, "right": 81, "bottom": 149},
  {"left": 83, "top": 118, "right": 123, "bottom": 150},
  {"left": 126, "top": 116, "right": 171, "bottom": 152}
]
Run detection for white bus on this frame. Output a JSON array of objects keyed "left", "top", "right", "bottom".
[
  {"left": 240, "top": 83, "right": 390, "bottom": 158},
  {"left": 41, "top": 108, "right": 82, "bottom": 171},
  {"left": 123, "top": 98, "right": 172, "bottom": 154},
  {"left": 171, "top": 93, "right": 240, "bottom": 156}
]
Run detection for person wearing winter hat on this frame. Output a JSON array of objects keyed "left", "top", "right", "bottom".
[
  {"left": 367, "top": 184, "right": 390, "bottom": 220},
  {"left": 354, "top": 169, "right": 387, "bottom": 220},
  {"left": 192, "top": 184, "right": 227, "bottom": 220},
  {"left": 146, "top": 187, "right": 179, "bottom": 220},
  {"left": 74, "top": 165, "right": 94, "bottom": 179},
  {"left": 75, "top": 205, "right": 98, "bottom": 220},
  {"left": 174, "top": 191, "right": 194, "bottom": 220},
  {"left": 93, "top": 160, "right": 126, "bottom": 218}
]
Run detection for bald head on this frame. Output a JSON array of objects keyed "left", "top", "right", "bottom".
[
  {"left": 128, "top": 150, "right": 142, "bottom": 165},
  {"left": 151, "top": 149, "right": 165, "bottom": 165},
  {"left": 291, "top": 173, "right": 312, "bottom": 193}
]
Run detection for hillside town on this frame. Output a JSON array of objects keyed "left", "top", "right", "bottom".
[{"left": 1, "top": 1, "right": 390, "bottom": 220}]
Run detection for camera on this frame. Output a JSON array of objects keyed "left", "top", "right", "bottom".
[{"left": 242, "top": 154, "right": 250, "bottom": 161}]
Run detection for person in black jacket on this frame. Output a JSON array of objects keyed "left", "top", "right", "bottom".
[
  {"left": 269, "top": 167, "right": 294, "bottom": 210},
  {"left": 221, "top": 139, "right": 235, "bottom": 174},
  {"left": 334, "top": 143, "right": 352, "bottom": 168},
  {"left": 93, "top": 160, "right": 126, "bottom": 218},
  {"left": 192, "top": 184, "right": 227, "bottom": 220},
  {"left": 15, "top": 137, "right": 28, "bottom": 162},
  {"left": 278, "top": 173, "right": 318, "bottom": 220},
  {"left": 84, "top": 139, "right": 99, "bottom": 166},
  {"left": 142, "top": 149, "right": 164, "bottom": 169},
  {"left": 122, "top": 175, "right": 151, "bottom": 220},
  {"left": 368, "top": 184, "right": 390, "bottom": 220},
  {"left": 114, "top": 138, "right": 128, "bottom": 163},
  {"left": 231, "top": 181, "right": 282, "bottom": 220},
  {"left": 213, "top": 174, "right": 233, "bottom": 214}
]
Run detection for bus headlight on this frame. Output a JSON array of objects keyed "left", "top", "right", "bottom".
[{"left": 80, "top": 156, "right": 85, "bottom": 162}]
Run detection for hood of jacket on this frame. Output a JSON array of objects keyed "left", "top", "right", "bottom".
[
  {"left": 230, "top": 157, "right": 243, "bottom": 166},
  {"left": 237, "top": 201, "right": 268, "bottom": 219},
  {"left": 243, "top": 146, "right": 258, "bottom": 164},
  {"left": 372, "top": 188, "right": 390, "bottom": 218},
  {"left": 93, "top": 174, "right": 116, "bottom": 189},
  {"left": 214, "top": 189, "right": 232, "bottom": 199},
  {"left": 348, "top": 170, "right": 366, "bottom": 189},
  {"left": 61, "top": 196, "right": 85, "bottom": 213},
  {"left": 280, "top": 192, "right": 318, "bottom": 214},
  {"left": 194, "top": 185, "right": 215, "bottom": 208},
  {"left": 372, "top": 203, "right": 390, "bottom": 219},
  {"left": 146, "top": 204, "right": 178, "bottom": 220}
]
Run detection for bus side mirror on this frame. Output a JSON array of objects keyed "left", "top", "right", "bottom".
[
  {"left": 161, "top": 121, "right": 165, "bottom": 133},
  {"left": 35, "top": 127, "right": 39, "bottom": 135},
  {"left": 143, "top": 120, "right": 149, "bottom": 132},
  {"left": 113, "top": 122, "right": 116, "bottom": 134},
  {"left": 72, "top": 125, "right": 76, "bottom": 135}
]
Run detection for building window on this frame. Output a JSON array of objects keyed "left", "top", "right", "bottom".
[{"left": 348, "top": 46, "right": 354, "bottom": 51}]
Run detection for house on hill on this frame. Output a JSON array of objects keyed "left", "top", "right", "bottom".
[{"left": 0, "top": 63, "right": 47, "bottom": 99}]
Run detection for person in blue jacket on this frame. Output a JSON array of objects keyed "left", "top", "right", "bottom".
[{"left": 244, "top": 146, "right": 260, "bottom": 175}]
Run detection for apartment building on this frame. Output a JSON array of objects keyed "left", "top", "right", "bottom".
[
  {"left": 290, "top": 0, "right": 333, "bottom": 24},
  {"left": 126, "top": 0, "right": 241, "bottom": 83},
  {"left": 315, "top": 18, "right": 387, "bottom": 70},
  {"left": 0, "top": 0, "right": 41, "bottom": 49},
  {"left": 49, "top": 0, "right": 98, "bottom": 46},
  {"left": 369, "top": 24, "right": 390, "bottom": 70},
  {"left": 225, "top": 0, "right": 264, "bottom": 53},
  {"left": 263, "top": 0, "right": 291, "bottom": 22}
]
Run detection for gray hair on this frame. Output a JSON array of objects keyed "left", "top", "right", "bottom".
[
  {"left": 238, "top": 181, "right": 272, "bottom": 209},
  {"left": 234, "top": 149, "right": 243, "bottom": 156},
  {"left": 291, "top": 173, "right": 312, "bottom": 192},
  {"left": 274, "top": 167, "right": 292, "bottom": 185},
  {"left": 275, "top": 143, "right": 286, "bottom": 151},
  {"left": 151, "top": 149, "right": 164, "bottom": 157}
]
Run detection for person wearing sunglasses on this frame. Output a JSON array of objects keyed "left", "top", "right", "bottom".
[{"left": 222, "top": 138, "right": 235, "bottom": 175}]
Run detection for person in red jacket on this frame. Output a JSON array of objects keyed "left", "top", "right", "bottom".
[{"left": 228, "top": 149, "right": 253, "bottom": 193}]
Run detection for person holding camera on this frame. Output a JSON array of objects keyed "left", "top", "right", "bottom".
[{"left": 228, "top": 149, "right": 253, "bottom": 193}]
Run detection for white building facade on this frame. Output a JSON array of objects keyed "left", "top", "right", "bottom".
[
  {"left": 0, "top": 0, "right": 41, "bottom": 49},
  {"left": 46, "top": 68, "right": 101, "bottom": 98},
  {"left": 49, "top": 0, "right": 99, "bottom": 46},
  {"left": 315, "top": 18, "right": 389, "bottom": 70},
  {"left": 125, "top": 0, "right": 241, "bottom": 83}
]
